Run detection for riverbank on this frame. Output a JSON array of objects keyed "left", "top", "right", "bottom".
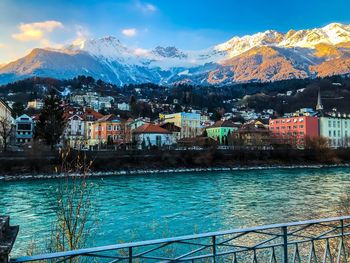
[
  {"left": 1, "top": 147, "right": 350, "bottom": 180},
  {"left": 1, "top": 163, "right": 350, "bottom": 181}
]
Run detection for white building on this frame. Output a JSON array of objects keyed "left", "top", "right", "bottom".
[
  {"left": 319, "top": 113, "right": 350, "bottom": 148},
  {"left": 0, "top": 99, "right": 14, "bottom": 149},
  {"left": 71, "top": 92, "right": 114, "bottom": 111},
  {"left": 117, "top": 102, "right": 130, "bottom": 111},
  {"left": 132, "top": 123, "right": 173, "bottom": 149},
  {"left": 15, "top": 114, "right": 34, "bottom": 144}
]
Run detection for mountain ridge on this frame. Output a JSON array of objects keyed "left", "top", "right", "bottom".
[{"left": 2, "top": 22, "right": 350, "bottom": 85}]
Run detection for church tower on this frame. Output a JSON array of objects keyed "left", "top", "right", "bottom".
[{"left": 316, "top": 88, "right": 323, "bottom": 111}]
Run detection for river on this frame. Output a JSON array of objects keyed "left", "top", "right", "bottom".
[{"left": 1, "top": 166, "right": 350, "bottom": 257}]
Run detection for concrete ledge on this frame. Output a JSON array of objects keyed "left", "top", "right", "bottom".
[{"left": 0, "top": 216, "right": 19, "bottom": 263}]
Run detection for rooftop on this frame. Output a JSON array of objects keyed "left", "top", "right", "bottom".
[{"left": 133, "top": 123, "right": 171, "bottom": 134}]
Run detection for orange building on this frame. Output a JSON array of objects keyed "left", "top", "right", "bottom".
[
  {"left": 269, "top": 116, "right": 319, "bottom": 147},
  {"left": 91, "top": 114, "right": 125, "bottom": 145}
]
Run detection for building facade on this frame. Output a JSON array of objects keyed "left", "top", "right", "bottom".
[
  {"left": 71, "top": 92, "right": 114, "bottom": 111},
  {"left": 319, "top": 113, "right": 350, "bottom": 148},
  {"left": 64, "top": 114, "right": 86, "bottom": 148},
  {"left": 91, "top": 114, "right": 125, "bottom": 146},
  {"left": 15, "top": 114, "right": 34, "bottom": 144},
  {"left": 159, "top": 112, "right": 201, "bottom": 139},
  {"left": 269, "top": 116, "right": 319, "bottom": 147},
  {"left": 0, "top": 99, "right": 14, "bottom": 149},
  {"left": 132, "top": 123, "right": 173, "bottom": 149},
  {"left": 27, "top": 99, "right": 44, "bottom": 110},
  {"left": 206, "top": 120, "right": 238, "bottom": 144}
]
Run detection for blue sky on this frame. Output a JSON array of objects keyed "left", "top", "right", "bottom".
[{"left": 0, "top": 0, "right": 350, "bottom": 63}]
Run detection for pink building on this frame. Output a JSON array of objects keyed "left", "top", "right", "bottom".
[{"left": 269, "top": 116, "right": 319, "bottom": 147}]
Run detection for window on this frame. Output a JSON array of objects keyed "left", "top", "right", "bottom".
[
  {"left": 328, "top": 120, "right": 331, "bottom": 127},
  {"left": 299, "top": 125, "right": 304, "bottom": 129},
  {"left": 334, "top": 130, "right": 336, "bottom": 137},
  {"left": 338, "top": 121, "right": 340, "bottom": 128},
  {"left": 333, "top": 121, "right": 336, "bottom": 127},
  {"left": 329, "top": 130, "right": 332, "bottom": 137},
  {"left": 338, "top": 130, "right": 341, "bottom": 137},
  {"left": 108, "top": 125, "right": 112, "bottom": 131}
]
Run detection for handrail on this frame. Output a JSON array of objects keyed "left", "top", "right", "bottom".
[{"left": 11, "top": 215, "right": 350, "bottom": 262}]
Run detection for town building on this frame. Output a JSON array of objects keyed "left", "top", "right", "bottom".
[
  {"left": 27, "top": 99, "right": 44, "bottom": 110},
  {"left": 117, "top": 102, "right": 130, "bottom": 111},
  {"left": 269, "top": 116, "right": 319, "bottom": 147},
  {"left": 82, "top": 108, "right": 104, "bottom": 145},
  {"left": 206, "top": 120, "right": 239, "bottom": 144},
  {"left": 71, "top": 92, "right": 114, "bottom": 111},
  {"left": 63, "top": 107, "right": 103, "bottom": 149},
  {"left": 15, "top": 114, "right": 34, "bottom": 144},
  {"left": 0, "top": 99, "right": 14, "bottom": 149},
  {"left": 91, "top": 114, "right": 125, "bottom": 146},
  {"left": 64, "top": 114, "right": 85, "bottom": 149},
  {"left": 235, "top": 120, "right": 271, "bottom": 146},
  {"left": 319, "top": 112, "right": 350, "bottom": 148},
  {"left": 159, "top": 112, "right": 201, "bottom": 139},
  {"left": 132, "top": 123, "right": 173, "bottom": 149},
  {"left": 159, "top": 122, "right": 181, "bottom": 143}
]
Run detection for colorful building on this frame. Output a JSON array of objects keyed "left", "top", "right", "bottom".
[
  {"left": 159, "top": 112, "right": 201, "bottom": 139},
  {"left": 132, "top": 123, "right": 173, "bottom": 149},
  {"left": 15, "top": 114, "right": 34, "bottom": 144},
  {"left": 91, "top": 114, "right": 125, "bottom": 146},
  {"left": 269, "top": 116, "right": 319, "bottom": 147},
  {"left": 206, "top": 120, "right": 238, "bottom": 144},
  {"left": 319, "top": 113, "right": 350, "bottom": 148},
  {"left": 235, "top": 120, "right": 270, "bottom": 146}
]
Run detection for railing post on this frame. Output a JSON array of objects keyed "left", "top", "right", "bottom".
[
  {"left": 282, "top": 226, "right": 288, "bottom": 263},
  {"left": 128, "top": 247, "right": 132, "bottom": 263},
  {"left": 212, "top": 235, "right": 216, "bottom": 263},
  {"left": 0, "top": 216, "right": 19, "bottom": 263}
]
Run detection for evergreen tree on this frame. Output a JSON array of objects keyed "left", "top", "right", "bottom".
[
  {"left": 36, "top": 91, "right": 65, "bottom": 150},
  {"left": 11, "top": 102, "right": 25, "bottom": 118}
]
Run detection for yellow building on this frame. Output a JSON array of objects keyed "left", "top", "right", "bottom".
[{"left": 160, "top": 112, "right": 201, "bottom": 139}]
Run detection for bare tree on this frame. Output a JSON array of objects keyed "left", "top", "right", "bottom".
[
  {"left": 48, "top": 148, "right": 95, "bottom": 262},
  {"left": 0, "top": 115, "right": 13, "bottom": 151}
]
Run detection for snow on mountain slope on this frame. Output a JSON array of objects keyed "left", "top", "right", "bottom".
[{"left": 2, "top": 22, "right": 350, "bottom": 85}]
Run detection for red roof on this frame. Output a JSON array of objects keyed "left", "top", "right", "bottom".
[
  {"left": 82, "top": 108, "right": 103, "bottom": 121},
  {"left": 133, "top": 123, "right": 171, "bottom": 134},
  {"left": 96, "top": 114, "right": 121, "bottom": 122}
]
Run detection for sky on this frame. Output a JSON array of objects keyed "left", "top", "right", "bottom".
[{"left": 0, "top": 0, "right": 350, "bottom": 63}]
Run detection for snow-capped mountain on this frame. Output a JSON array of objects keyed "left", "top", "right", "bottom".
[{"left": 1, "top": 22, "right": 350, "bottom": 85}]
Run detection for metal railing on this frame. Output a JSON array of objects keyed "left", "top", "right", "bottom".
[{"left": 10, "top": 216, "right": 350, "bottom": 262}]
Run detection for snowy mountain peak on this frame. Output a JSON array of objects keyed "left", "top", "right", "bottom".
[
  {"left": 2, "top": 22, "right": 350, "bottom": 86},
  {"left": 67, "top": 36, "right": 130, "bottom": 60},
  {"left": 216, "top": 22, "right": 350, "bottom": 57},
  {"left": 153, "top": 46, "right": 187, "bottom": 58}
]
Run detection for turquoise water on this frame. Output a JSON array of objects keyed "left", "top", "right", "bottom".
[{"left": 1, "top": 167, "right": 350, "bottom": 257}]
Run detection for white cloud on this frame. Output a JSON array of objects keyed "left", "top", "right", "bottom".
[
  {"left": 122, "top": 28, "right": 137, "bottom": 37},
  {"left": 135, "top": 1, "right": 157, "bottom": 13},
  {"left": 72, "top": 26, "right": 90, "bottom": 46},
  {"left": 12, "top": 20, "right": 63, "bottom": 41},
  {"left": 134, "top": 48, "right": 149, "bottom": 56}
]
